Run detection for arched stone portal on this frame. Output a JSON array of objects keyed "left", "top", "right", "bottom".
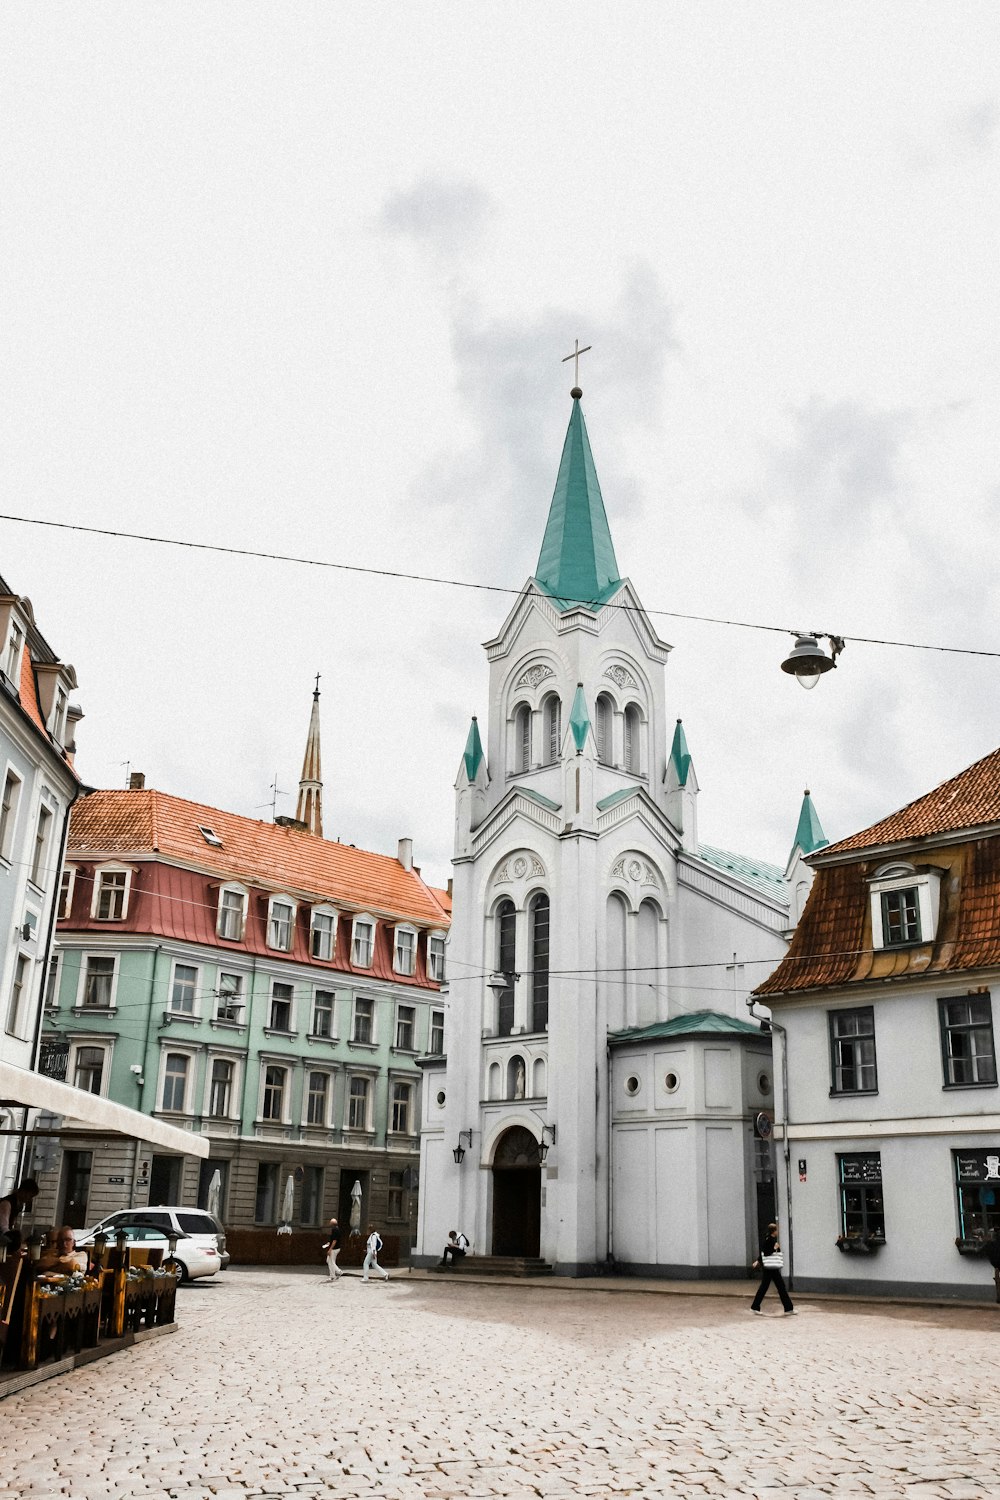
[{"left": 491, "top": 1125, "right": 541, "bottom": 1257}]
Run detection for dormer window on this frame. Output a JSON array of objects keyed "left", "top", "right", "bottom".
[
  {"left": 352, "top": 915, "right": 375, "bottom": 968},
  {"left": 267, "top": 896, "right": 295, "bottom": 952},
  {"left": 310, "top": 906, "right": 338, "bottom": 961},
  {"left": 51, "top": 687, "right": 68, "bottom": 744},
  {"left": 428, "top": 932, "right": 446, "bottom": 983},
  {"left": 217, "top": 885, "right": 248, "bottom": 942},
  {"left": 5, "top": 621, "right": 23, "bottom": 684},
  {"left": 869, "top": 863, "right": 942, "bottom": 950},
  {"left": 394, "top": 925, "right": 416, "bottom": 977},
  {"left": 92, "top": 863, "right": 131, "bottom": 921}
]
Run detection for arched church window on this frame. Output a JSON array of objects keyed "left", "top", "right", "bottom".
[
  {"left": 532, "top": 1057, "right": 546, "bottom": 1098},
  {"left": 530, "top": 892, "right": 549, "bottom": 1033},
  {"left": 513, "top": 703, "right": 531, "bottom": 774},
  {"left": 596, "top": 694, "right": 613, "bottom": 766},
  {"left": 507, "top": 1054, "right": 526, "bottom": 1099},
  {"left": 496, "top": 899, "right": 516, "bottom": 1037},
  {"left": 543, "top": 694, "right": 561, "bottom": 765},
  {"left": 488, "top": 1062, "right": 501, "bottom": 1100},
  {"left": 624, "top": 703, "right": 642, "bottom": 775}
]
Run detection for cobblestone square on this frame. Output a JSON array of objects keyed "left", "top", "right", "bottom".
[{"left": 3, "top": 1270, "right": 999, "bottom": 1499}]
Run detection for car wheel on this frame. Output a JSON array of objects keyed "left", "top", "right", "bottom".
[{"left": 173, "top": 1259, "right": 190, "bottom": 1283}]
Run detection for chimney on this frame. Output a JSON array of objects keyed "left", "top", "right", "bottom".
[
  {"left": 129, "top": 772, "right": 146, "bottom": 790},
  {"left": 397, "top": 837, "right": 413, "bottom": 872}
]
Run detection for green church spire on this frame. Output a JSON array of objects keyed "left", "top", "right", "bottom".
[
  {"left": 463, "top": 716, "right": 484, "bottom": 783},
  {"left": 669, "top": 719, "right": 693, "bottom": 787},
  {"left": 535, "top": 396, "right": 621, "bottom": 610},
  {"left": 793, "top": 789, "right": 828, "bottom": 854},
  {"left": 569, "top": 683, "right": 590, "bottom": 753}
]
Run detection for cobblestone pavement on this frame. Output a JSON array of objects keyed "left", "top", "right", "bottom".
[{"left": 3, "top": 1268, "right": 999, "bottom": 1500}]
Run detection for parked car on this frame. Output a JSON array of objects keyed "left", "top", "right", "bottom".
[{"left": 76, "top": 1206, "right": 227, "bottom": 1281}]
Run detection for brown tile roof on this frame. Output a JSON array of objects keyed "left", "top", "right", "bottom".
[
  {"left": 822, "top": 745, "right": 1000, "bottom": 855},
  {"left": 69, "top": 788, "right": 449, "bottom": 927}
]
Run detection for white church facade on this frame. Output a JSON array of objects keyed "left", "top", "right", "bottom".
[{"left": 415, "top": 387, "right": 825, "bottom": 1276}]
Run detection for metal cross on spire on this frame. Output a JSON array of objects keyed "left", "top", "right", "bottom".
[
  {"left": 313, "top": 672, "right": 321, "bottom": 698},
  {"left": 561, "top": 337, "right": 591, "bottom": 394}
]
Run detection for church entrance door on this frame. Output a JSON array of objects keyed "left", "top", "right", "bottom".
[{"left": 491, "top": 1126, "right": 541, "bottom": 1257}]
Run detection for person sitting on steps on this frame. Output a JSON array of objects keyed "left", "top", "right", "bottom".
[{"left": 439, "top": 1230, "right": 469, "bottom": 1268}]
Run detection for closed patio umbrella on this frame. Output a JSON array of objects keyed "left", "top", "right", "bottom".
[
  {"left": 206, "top": 1169, "right": 222, "bottom": 1221},
  {"left": 349, "top": 1178, "right": 362, "bottom": 1236},
  {"left": 277, "top": 1173, "right": 294, "bottom": 1235}
]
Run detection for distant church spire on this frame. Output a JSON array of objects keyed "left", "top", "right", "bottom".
[
  {"left": 535, "top": 394, "right": 621, "bottom": 610},
  {"left": 296, "top": 676, "right": 323, "bottom": 837},
  {"left": 791, "top": 789, "right": 828, "bottom": 859}
]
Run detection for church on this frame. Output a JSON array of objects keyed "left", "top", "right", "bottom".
[{"left": 414, "top": 377, "right": 825, "bottom": 1276}]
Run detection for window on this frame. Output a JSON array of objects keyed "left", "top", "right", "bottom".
[
  {"left": 838, "top": 1153, "right": 885, "bottom": 1243},
  {"left": 44, "top": 954, "right": 59, "bottom": 1009},
  {"left": 940, "top": 996, "right": 997, "bottom": 1087},
  {"left": 310, "top": 909, "right": 337, "bottom": 961},
  {"left": 30, "top": 805, "right": 52, "bottom": 887},
  {"left": 530, "top": 892, "right": 550, "bottom": 1033},
  {"left": 352, "top": 917, "right": 374, "bottom": 967},
  {"left": 311, "top": 989, "right": 335, "bottom": 1038},
  {"left": 306, "top": 1071, "right": 330, "bottom": 1126},
  {"left": 94, "top": 868, "right": 129, "bottom": 920},
  {"left": 387, "top": 1170, "right": 405, "bottom": 1221},
  {"left": 216, "top": 972, "right": 244, "bottom": 1023},
  {"left": 57, "top": 867, "right": 74, "bottom": 920},
  {"left": 267, "top": 897, "right": 295, "bottom": 952},
  {"left": 217, "top": 886, "right": 247, "bottom": 941},
  {"left": 51, "top": 687, "right": 68, "bottom": 743},
  {"left": 209, "top": 1058, "right": 234, "bottom": 1118},
  {"left": 596, "top": 694, "right": 613, "bottom": 765},
  {"left": 829, "top": 1007, "right": 877, "bottom": 1094},
  {"left": 496, "top": 899, "right": 516, "bottom": 1036},
  {"left": 352, "top": 996, "right": 374, "bottom": 1044},
  {"left": 881, "top": 888, "right": 920, "bottom": 946},
  {"left": 514, "top": 704, "right": 531, "bottom": 773},
  {"left": 261, "top": 1065, "right": 286, "bottom": 1121},
  {"left": 430, "top": 1009, "right": 445, "bottom": 1055},
  {"left": 301, "top": 1165, "right": 323, "bottom": 1225},
  {"left": 268, "top": 981, "right": 293, "bottom": 1032},
  {"left": 73, "top": 1045, "right": 105, "bottom": 1095},
  {"left": 5, "top": 620, "right": 23, "bottom": 682},
  {"left": 162, "top": 1054, "right": 189, "bottom": 1112},
  {"left": 0, "top": 770, "right": 21, "bottom": 861},
  {"left": 955, "top": 1150, "right": 1000, "bottom": 1242},
  {"left": 6, "top": 954, "right": 29, "bottom": 1035},
  {"left": 869, "top": 864, "right": 942, "bottom": 950},
  {"left": 394, "top": 926, "right": 416, "bottom": 977},
  {"left": 428, "top": 934, "right": 446, "bottom": 984},
  {"left": 347, "top": 1075, "right": 370, "bottom": 1130},
  {"left": 624, "top": 704, "right": 641, "bottom": 775},
  {"left": 170, "top": 963, "right": 198, "bottom": 1014},
  {"left": 198, "top": 825, "right": 222, "bottom": 847},
  {"left": 81, "top": 955, "right": 116, "bottom": 1009},
  {"left": 255, "top": 1162, "right": 279, "bottom": 1223},
  {"left": 543, "top": 695, "right": 561, "bottom": 765},
  {"left": 395, "top": 1005, "right": 415, "bottom": 1050},
  {"left": 391, "top": 1080, "right": 413, "bottom": 1134}
]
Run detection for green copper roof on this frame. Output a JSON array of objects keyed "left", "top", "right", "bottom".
[
  {"left": 510, "top": 785, "right": 561, "bottom": 811},
  {"left": 596, "top": 786, "right": 643, "bottom": 812},
  {"left": 793, "top": 790, "right": 828, "bottom": 855},
  {"left": 535, "top": 398, "right": 622, "bottom": 610},
  {"left": 668, "top": 719, "right": 692, "bottom": 786},
  {"left": 463, "top": 716, "right": 484, "bottom": 783},
  {"left": 609, "top": 1009, "right": 765, "bottom": 1045},
  {"left": 569, "top": 683, "right": 590, "bottom": 752},
  {"left": 698, "top": 844, "right": 787, "bottom": 900}
]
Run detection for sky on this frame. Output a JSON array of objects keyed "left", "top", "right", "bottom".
[{"left": 2, "top": 4, "right": 999, "bottom": 893}]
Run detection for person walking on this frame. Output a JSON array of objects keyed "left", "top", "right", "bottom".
[
  {"left": 321, "top": 1216, "right": 343, "bottom": 1281},
  {"left": 750, "top": 1221, "right": 795, "bottom": 1314},
  {"left": 361, "top": 1224, "right": 389, "bottom": 1283}
]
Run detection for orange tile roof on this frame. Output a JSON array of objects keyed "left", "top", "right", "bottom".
[
  {"left": 69, "top": 788, "right": 450, "bottom": 927},
  {"left": 823, "top": 744, "right": 1000, "bottom": 855},
  {"left": 19, "top": 643, "right": 46, "bottom": 734}
]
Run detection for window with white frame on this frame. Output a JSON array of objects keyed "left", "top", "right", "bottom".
[
  {"left": 268, "top": 981, "right": 293, "bottom": 1032},
  {"left": 395, "top": 1004, "right": 415, "bottom": 1050},
  {"left": 390, "top": 1080, "right": 414, "bottom": 1134},
  {"left": 311, "top": 988, "right": 335, "bottom": 1038},
  {"left": 428, "top": 933, "right": 446, "bottom": 983},
  {"left": 5, "top": 620, "right": 23, "bottom": 683},
  {"left": 73, "top": 1044, "right": 106, "bottom": 1095},
  {"left": 430, "top": 1008, "right": 445, "bottom": 1055},
  {"left": 170, "top": 962, "right": 198, "bottom": 1015},
  {"left": 216, "top": 971, "right": 245, "bottom": 1023},
  {"left": 624, "top": 703, "right": 642, "bottom": 775},
  {"left": 161, "top": 1053, "right": 190, "bottom": 1112},
  {"left": 352, "top": 995, "right": 374, "bottom": 1044},
  {"left": 57, "top": 867, "right": 74, "bottom": 920},
  {"left": 940, "top": 995, "right": 997, "bottom": 1087},
  {"left": 394, "top": 926, "right": 416, "bottom": 977},
  {"left": 352, "top": 916, "right": 374, "bottom": 967},
  {"left": 261, "top": 1064, "right": 287, "bottom": 1121},
  {"left": 208, "top": 1057, "right": 235, "bottom": 1118},
  {"left": 267, "top": 896, "right": 295, "bottom": 952},
  {"left": 51, "top": 687, "right": 68, "bottom": 743},
  {"left": 306, "top": 1070, "right": 330, "bottom": 1126},
  {"left": 217, "top": 885, "right": 248, "bottom": 942},
  {"left": 0, "top": 769, "right": 22, "bottom": 862},
  {"left": 596, "top": 693, "right": 614, "bottom": 765},
  {"left": 44, "top": 954, "right": 60, "bottom": 1009},
  {"left": 869, "top": 863, "right": 942, "bottom": 950},
  {"left": 80, "top": 954, "right": 116, "bottom": 1009},
  {"left": 347, "top": 1074, "right": 371, "bottom": 1130},
  {"left": 310, "top": 907, "right": 337, "bottom": 961},
  {"left": 543, "top": 694, "right": 561, "bottom": 765},
  {"left": 30, "top": 804, "right": 53, "bottom": 888},
  {"left": 829, "top": 1007, "right": 877, "bottom": 1094},
  {"left": 93, "top": 866, "right": 130, "bottom": 921},
  {"left": 513, "top": 703, "right": 531, "bottom": 774},
  {"left": 5, "top": 954, "right": 30, "bottom": 1035}
]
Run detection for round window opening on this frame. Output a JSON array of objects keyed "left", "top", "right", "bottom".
[
  {"left": 757, "top": 1072, "right": 771, "bottom": 1095},
  {"left": 624, "top": 1075, "right": 641, "bottom": 1096},
  {"left": 436, "top": 1090, "right": 446, "bottom": 1107},
  {"left": 664, "top": 1072, "right": 679, "bottom": 1093}
]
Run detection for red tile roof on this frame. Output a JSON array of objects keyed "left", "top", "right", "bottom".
[
  {"left": 69, "top": 788, "right": 450, "bottom": 927},
  {"left": 19, "top": 642, "right": 47, "bottom": 735},
  {"left": 822, "top": 745, "right": 1000, "bottom": 855}
]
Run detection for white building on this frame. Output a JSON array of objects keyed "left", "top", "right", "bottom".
[{"left": 415, "top": 389, "right": 811, "bottom": 1276}]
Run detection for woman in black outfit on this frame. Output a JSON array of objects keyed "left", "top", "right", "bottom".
[{"left": 750, "top": 1221, "right": 795, "bottom": 1314}]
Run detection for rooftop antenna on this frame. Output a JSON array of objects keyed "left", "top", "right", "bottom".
[
  {"left": 120, "top": 761, "right": 131, "bottom": 787},
  {"left": 256, "top": 773, "right": 289, "bottom": 822}
]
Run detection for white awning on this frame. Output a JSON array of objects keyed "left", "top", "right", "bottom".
[{"left": 0, "top": 1061, "right": 210, "bottom": 1159}]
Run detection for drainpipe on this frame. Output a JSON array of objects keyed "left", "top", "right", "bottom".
[
  {"left": 129, "top": 943, "right": 162, "bottom": 1208},
  {"left": 746, "top": 997, "right": 794, "bottom": 1287},
  {"left": 605, "top": 1040, "right": 614, "bottom": 1268}
]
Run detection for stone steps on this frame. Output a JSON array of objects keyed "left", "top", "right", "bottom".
[{"left": 435, "top": 1255, "right": 554, "bottom": 1277}]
